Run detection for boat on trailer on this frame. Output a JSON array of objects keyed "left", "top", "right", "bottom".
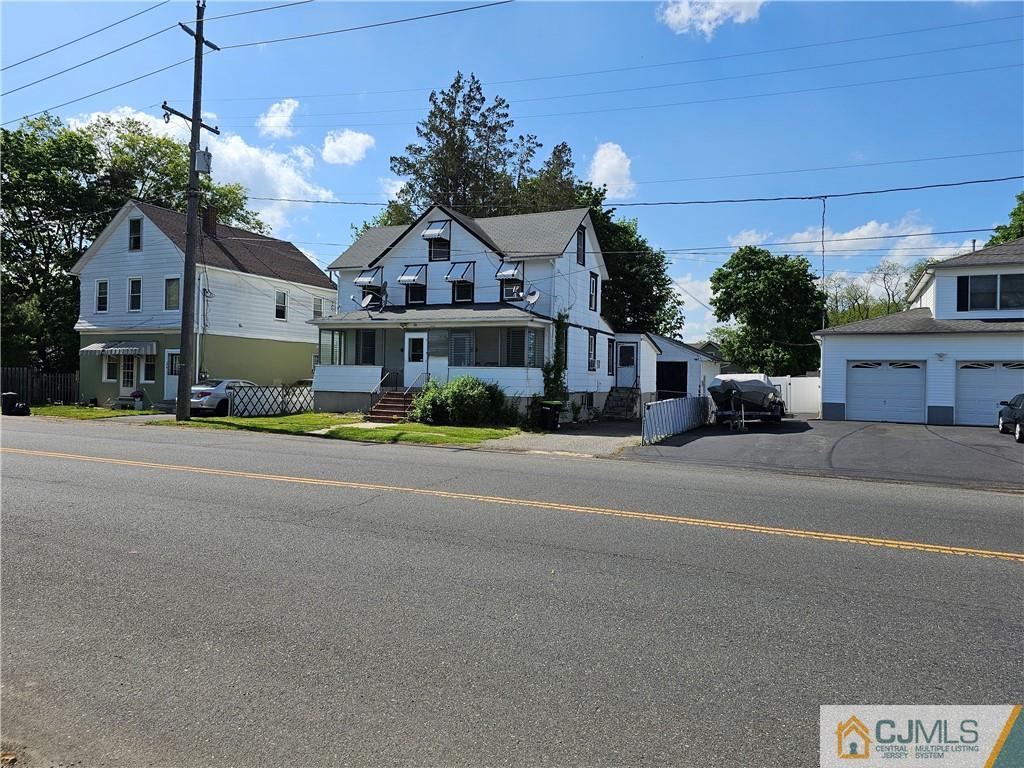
[{"left": 708, "top": 374, "right": 786, "bottom": 425}]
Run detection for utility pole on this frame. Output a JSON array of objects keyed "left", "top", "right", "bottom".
[{"left": 166, "top": 0, "right": 219, "bottom": 421}]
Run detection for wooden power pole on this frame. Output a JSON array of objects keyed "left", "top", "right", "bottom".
[{"left": 165, "top": 0, "right": 219, "bottom": 421}]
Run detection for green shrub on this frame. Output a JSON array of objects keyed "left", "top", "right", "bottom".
[{"left": 408, "top": 376, "right": 516, "bottom": 426}]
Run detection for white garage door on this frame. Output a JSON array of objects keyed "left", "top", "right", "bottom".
[
  {"left": 846, "top": 361, "right": 926, "bottom": 423},
  {"left": 956, "top": 362, "right": 1024, "bottom": 426}
]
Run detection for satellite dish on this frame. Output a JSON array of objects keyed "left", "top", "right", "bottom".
[
  {"left": 360, "top": 294, "right": 374, "bottom": 309},
  {"left": 524, "top": 289, "right": 540, "bottom": 307}
]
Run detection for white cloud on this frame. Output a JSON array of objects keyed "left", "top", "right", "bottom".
[
  {"left": 658, "top": 0, "right": 765, "bottom": 40},
  {"left": 727, "top": 228, "right": 771, "bottom": 247},
  {"left": 321, "top": 129, "right": 375, "bottom": 166},
  {"left": 70, "top": 106, "right": 334, "bottom": 235},
  {"left": 256, "top": 98, "right": 299, "bottom": 139},
  {"left": 378, "top": 177, "right": 405, "bottom": 199},
  {"left": 587, "top": 142, "right": 637, "bottom": 200}
]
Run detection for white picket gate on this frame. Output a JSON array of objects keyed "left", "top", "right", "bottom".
[{"left": 641, "top": 395, "right": 713, "bottom": 445}]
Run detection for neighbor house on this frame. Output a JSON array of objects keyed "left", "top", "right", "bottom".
[
  {"left": 71, "top": 200, "right": 337, "bottom": 405},
  {"left": 813, "top": 237, "right": 1024, "bottom": 425}
]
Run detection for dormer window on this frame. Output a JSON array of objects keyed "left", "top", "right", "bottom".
[
  {"left": 958, "top": 274, "right": 1024, "bottom": 311},
  {"left": 129, "top": 218, "right": 143, "bottom": 251},
  {"left": 576, "top": 227, "right": 585, "bottom": 266}
]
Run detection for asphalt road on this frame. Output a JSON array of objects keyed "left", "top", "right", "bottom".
[{"left": 2, "top": 417, "right": 1022, "bottom": 767}]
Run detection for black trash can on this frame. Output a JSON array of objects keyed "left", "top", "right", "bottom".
[
  {"left": 1, "top": 392, "right": 18, "bottom": 416},
  {"left": 540, "top": 402, "right": 561, "bottom": 431}
]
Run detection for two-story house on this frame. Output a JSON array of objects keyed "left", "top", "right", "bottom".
[
  {"left": 313, "top": 203, "right": 642, "bottom": 413},
  {"left": 71, "top": 200, "right": 337, "bottom": 405},
  {"left": 814, "top": 237, "right": 1024, "bottom": 425}
]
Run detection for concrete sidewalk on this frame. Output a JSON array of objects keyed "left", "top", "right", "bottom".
[{"left": 484, "top": 420, "right": 641, "bottom": 457}]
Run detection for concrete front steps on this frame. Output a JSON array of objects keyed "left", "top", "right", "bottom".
[
  {"left": 603, "top": 386, "right": 640, "bottom": 419},
  {"left": 367, "top": 391, "right": 417, "bottom": 423}
]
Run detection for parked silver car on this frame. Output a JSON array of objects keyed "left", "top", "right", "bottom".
[{"left": 190, "top": 379, "right": 256, "bottom": 416}]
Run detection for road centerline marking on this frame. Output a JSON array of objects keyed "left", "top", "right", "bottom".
[{"left": 3, "top": 446, "right": 1022, "bottom": 563}]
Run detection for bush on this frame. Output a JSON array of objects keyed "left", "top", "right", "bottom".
[{"left": 408, "top": 376, "right": 517, "bottom": 426}]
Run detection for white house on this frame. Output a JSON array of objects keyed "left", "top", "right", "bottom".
[
  {"left": 813, "top": 237, "right": 1024, "bottom": 425},
  {"left": 313, "top": 203, "right": 674, "bottom": 415},
  {"left": 71, "top": 200, "right": 337, "bottom": 405}
]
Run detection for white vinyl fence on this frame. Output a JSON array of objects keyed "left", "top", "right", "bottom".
[
  {"left": 770, "top": 375, "right": 821, "bottom": 416},
  {"left": 641, "top": 395, "right": 713, "bottom": 445},
  {"left": 229, "top": 385, "right": 314, "bottom": 417}
]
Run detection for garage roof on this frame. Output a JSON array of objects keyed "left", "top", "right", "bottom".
[{"left": 813, "top": 307, "right": 1024, "bottom": 336}]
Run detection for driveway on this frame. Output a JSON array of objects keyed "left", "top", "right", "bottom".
[
  {"left": 624, "top": 419, "right": 1024, "bottom": 490},
  {"left": 484, "top": 419, "right": 641, "bottom": 457}
]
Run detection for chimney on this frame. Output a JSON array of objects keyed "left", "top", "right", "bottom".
[
  {"left": 971, "top": 239, "right": 976, "bottom": 252},
  {"left": 202, "top": 206, "right": 218, "bottom": 237}
]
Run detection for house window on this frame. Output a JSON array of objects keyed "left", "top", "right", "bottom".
[
  {"left": 313, "top": 296, "right": 324, "bottom": 318},
  {"left": 128, "top": 218, "right": 142, "bottom": 251},
  {"left": 576, "top": 227, "right": 585, "bottom": 266},
  {"left": 527, "top": 328, "right": 542, "bottom": 368},
  {"left": 449, "top": 330, "right": 474, "bottom": 366},
  {"left": 121, "top": 355, "right": 135, "bottom": 388},
  {"left": 506, "top": 328, "right": 526, "bottom": 367},
  {"left": 452, "top": 281, "right": 473, "bottom": 303},
  {"left": 589, "top": 272, "right": 599, "bottom": 312},
  {"left": 429, "top": 238, "right": 450, "bottom": 262},
  {"left": 607, "top": 339, "right": 614, "bottom": 375},
  {"left": 128, "top": 277, "right": 142, "bottom": 311},
  {"left": 999, "top": 274, "right": 1024, "bottom": 309},
  {"left": 618, "top": 344, "right": 635, "bottom": 368},
  {"left": 164, "top": 277, "right": 180, "bottom": 311},
  {"left": 588, "top": 331, "right": 597, "bottom": 370},
  {"left": 319, "top": 329, "right": 343, "bottom": 365},
  {"left": 95, "top": 280, "right": 108, "bottom": 313},
  {"left": 502, "top": 279, "right": 523, "bottom": 302},
  {"left": 968, "top": 275, "right": 997, "bottom": 310},
  {"left": 103, "top": 356, "right": 118, "bottom": 382},
  {"left": 422, "top": 220, "right": 450, "bottom": 240},
  {"left": 406, "top": 283, "right": 426, "bottom": 305},
  {"left": 275, "top": 289, "right": 288, "bottom": 320},
  {"left": 398, "top": 265, "right": 427, "bottom": 304},
  {"left": 407, "top": 336, "right": 424, "bottom": 363},
  {"left": 356, "top": 329, "right": 376, "bottom": 365},
  {"left": 142, "top": 354, "right": 156, "bottom": 383}
]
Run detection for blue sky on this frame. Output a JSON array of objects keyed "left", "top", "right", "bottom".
[{"left": 2, "top": 0, "right": 1022, "bottom": 338}]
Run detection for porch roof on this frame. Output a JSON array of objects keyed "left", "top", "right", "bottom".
[
  {"left": 312, "top": 303, "right": 551, "bottom": 328},
  {"left": 81, "top": 340, "right": 158, "bottom": 355}
]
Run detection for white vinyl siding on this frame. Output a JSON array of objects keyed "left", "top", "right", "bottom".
[{"left": 931, "top": 266, "right": 1024, "bottom": 320}]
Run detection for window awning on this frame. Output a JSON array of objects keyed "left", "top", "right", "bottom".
[
  {"left": 495, "top": 261, "right": 522, "bottom": 281},
  {"left": 354, "top": 267, "right": 382, "bottom": 286},
  {"left": 81, "top": 340, "right": 157, "bottom": 356},
  {"left": 445, "top": 262, "right": 475, "bottom": 283},
  {"left": 397, "top": 265, "right": 426, "bottom": 285},
  {"left": 421, "top": 220, "right": 450, "bottom": 240}
]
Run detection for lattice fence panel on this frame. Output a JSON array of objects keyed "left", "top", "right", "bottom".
[{"left": 230, "top": 385, "right": 314, "bottom": 417}]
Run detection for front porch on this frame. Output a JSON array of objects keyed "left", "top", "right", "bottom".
[{"left": 313, "top": 323, "right": 548, "bottom": 412}]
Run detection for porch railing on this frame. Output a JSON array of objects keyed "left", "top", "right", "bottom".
[
  {"left": 404, "top": 371, "right": 430, "bottom": 396},
  {"left": 370, "top": 370, "right": 398, "bottom": 410}
]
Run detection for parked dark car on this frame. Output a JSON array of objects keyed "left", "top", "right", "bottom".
[{"left": 997, "top": 394, "right": 1024, "bottom": 443}]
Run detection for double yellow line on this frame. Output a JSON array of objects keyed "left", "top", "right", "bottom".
[{"left": 4, "top": 447, "right": 1023, "bottom": 563}]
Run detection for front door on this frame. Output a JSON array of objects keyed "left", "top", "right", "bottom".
[
  {"left": 616, "top": 342, "right": 637, "bottom": 388},
  {"left": 164, "top": 350, "right": 180, "bottom": 400},
  {"left": 119, "top": 355, "right": 137, "bottom": 397},
  {"left": 404, "top": 331, "right": 428, "bottom": 387}
]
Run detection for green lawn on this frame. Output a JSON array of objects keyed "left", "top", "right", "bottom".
[
  {"left": 30, "top": 405, "right": 162, "bottom": 419},
  {"left": 164, "top": 412, "right": 363, "bottom": 435},
  {"left": 327, "top": 423, "right": 519, "bottom": 445}
]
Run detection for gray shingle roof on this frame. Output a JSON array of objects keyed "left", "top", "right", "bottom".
[
  {"left": 329, "top": 206, "right": 590, "bottom": 269},
  {"left": 137, "top": 201, "right": 336, "bottom": 289},
  {"left": 814, "top": 307, "right": 1024, "bottom": 336},
  {"left": 315, "top": 302, "right": 549, "bottom": 326},
  {"left": 649, "top": 333, "right": 722, "bottom": 360},
  {"left": 929, "top": 236, "right": 1024, "bottom": 269}
]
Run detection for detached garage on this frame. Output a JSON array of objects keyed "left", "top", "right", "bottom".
[{"left": 815, "top": 238, "right": 1024, "bottom": 426}]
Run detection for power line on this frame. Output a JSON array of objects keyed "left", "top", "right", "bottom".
[
  {"left": 218, "top": 0, "right": 513, "bottom": 50},
  {"left": 238, "top": 37, "right": 1022, "bottom": 121},
  {"left": 202, "top": 0, "right": 315, "bottom": 23},
  {"left": 1, "top": 1, "right": 171, "bottom": 72},
  {"left": 187, "top": 12, "right": 1023, "bottom": 103}
]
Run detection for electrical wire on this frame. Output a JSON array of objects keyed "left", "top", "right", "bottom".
[
  {"left": 1, "top": 1, "right": 171, "bottom": 72},
  {"left": 187, "top": 12, "right": 1024, "bottom": 103}
]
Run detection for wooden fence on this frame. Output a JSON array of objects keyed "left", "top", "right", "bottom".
[{"left": 1, "top": 367, "right": 79, "bottom": 405}]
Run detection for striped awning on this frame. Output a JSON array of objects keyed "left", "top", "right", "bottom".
[{"left": 80, "top": 340, "right": 157, "bottom": 356}]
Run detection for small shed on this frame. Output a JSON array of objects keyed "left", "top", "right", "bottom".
[{"left": 648, "top": 334, "right": 722, "bottom": 399}]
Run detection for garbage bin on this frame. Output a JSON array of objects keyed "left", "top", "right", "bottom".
[
  {"left": 540, "top": 401, "right": 561, "bottom": 431},
  {"left": 1, "top": 392, "right": 18, "bottom": 416}
]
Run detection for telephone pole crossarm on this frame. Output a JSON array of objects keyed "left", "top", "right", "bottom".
[{"left": 160, "top": 101, "right": 219, "bottom": 134}]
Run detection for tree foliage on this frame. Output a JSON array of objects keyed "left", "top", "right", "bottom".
[
  {"left": 986, "top": 191, "right": 1024, "bottom": 246},
  {"left": 382, "top": 72, "right": 683, "bottom": 335},
  {"left": 709, "top": 246, "right": 825, "bottom": 375},
  {"left": 1, "top": 114, "right": 264, "bottom": 370}
]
